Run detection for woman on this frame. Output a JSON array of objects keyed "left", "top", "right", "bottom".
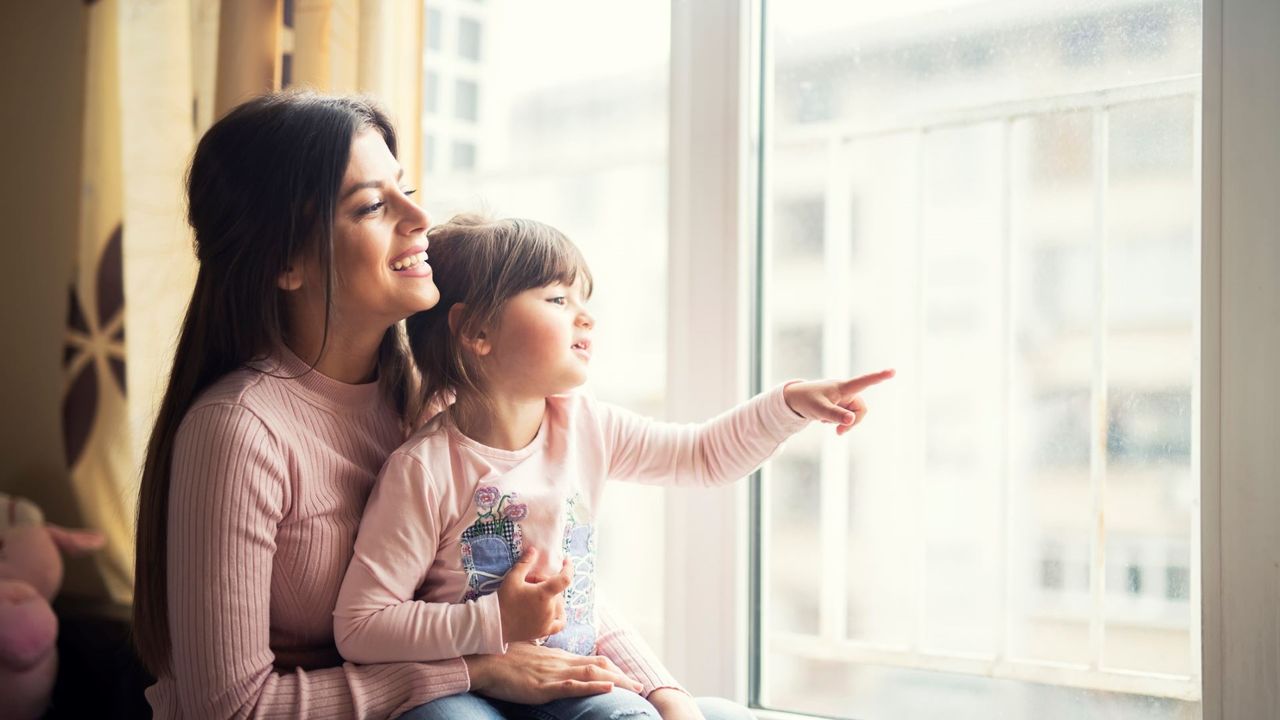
[{"left": 131, "top": 92, "right": 660, "bottom": 719}]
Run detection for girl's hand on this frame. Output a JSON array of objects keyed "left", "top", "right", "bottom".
[
  {"left": 465, "top": 642, "right": 645, "bottom": 704},
  {"left": 497, "top": 546, "right": 572, "bottom": 643},
  {"left": 783, "top": 368, "right": 896, "bottom": 436},
  {"left": 647, "top": 688, "right": 706, "bottom": 720}
]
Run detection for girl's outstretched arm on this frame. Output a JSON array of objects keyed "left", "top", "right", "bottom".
[{"left": 597, "top": 369, "right": 894, "bottom": 487}]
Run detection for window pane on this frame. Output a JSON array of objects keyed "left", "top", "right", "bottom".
[
  {"left": 423, "top": 133, "right": 435, "bottom": 174},
  {"left": 458, "top": 16, "right": 482, "bottom": 61},
  {"left": 424, "top": 71, "right": 439, "bottom": 114},
  {"left": 1102, "top": 96, "right": 1197, "bottom": 677},
  {"left": 421, "top": 0, "right": 670, "bottom": 653},
  {"left": 454, "top": 78, "right": 478, "bottom": 122},
  {"left": 449, "top": 140, "right": 475, "bottom": 172},
  {"left": 759, "top": 0, "right": 1201, "bottom": 717},
  {"left": 426, "top": 7, "right": 443, "bottom": 51},
  {"left": 1008, "top": 111, "right": 1096, "bottom": 669}
]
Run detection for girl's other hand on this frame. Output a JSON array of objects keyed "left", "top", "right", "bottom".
[
  {"left": 647, "top": 687, "right": 706, "bottom": 720},
  {"left": 464, "top": 642, "right": 645, "bottom": 704},
  {"left": 783, "top": 368, "right": 896, "bottom": 435}
]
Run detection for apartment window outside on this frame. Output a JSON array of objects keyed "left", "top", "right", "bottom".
[
  {"left": 454, "top": 78, "right": 479, "bottom": 122},
  {"left": 458, "top": 16, "right": 482, "bottom": 62},
  {"left": 755, "top": 0, "right": 1202, "bottom": 717},
  {"left": 426, "top": 7, "right": 443, "bottom": 51},
  {"left": 425, "top": 71, "right": 439, "bottom": 114},
  {"left": 449, "top": 139, "right": 476, "bottom": 172}
]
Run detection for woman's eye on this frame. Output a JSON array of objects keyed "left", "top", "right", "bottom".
[
  {"left": 359, "top": 201, "right": 385, "bottom": 216},
  {"left": 402, "top": 187, "right": 418, "bottom": 197}
]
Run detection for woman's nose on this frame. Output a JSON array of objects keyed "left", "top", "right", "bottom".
[{"left": 400, "top": 196, "right": 429, "bottom": 235}]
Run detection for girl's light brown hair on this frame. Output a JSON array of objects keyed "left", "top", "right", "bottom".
[{"left": 407, "top": 213, "right": 593, "bottom": 417}]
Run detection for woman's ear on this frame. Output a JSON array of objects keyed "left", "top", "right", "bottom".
[
  {"left": 277, "top": 264, "right": 304, "bottom": 291},
  {"left": 449, "top": 303, "right": 491, "bottom": 357}
]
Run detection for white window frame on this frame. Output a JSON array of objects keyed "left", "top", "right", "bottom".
[
  {"left": 662, "top": 0, "right": 757, "bottom": 699},
  {"left": 663, "top": 1, "right": 1280, "bottom": 718}
]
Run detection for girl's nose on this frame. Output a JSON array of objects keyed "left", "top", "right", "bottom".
[{"left": 577, "top": 310, "right": 594, "bottom": 329}]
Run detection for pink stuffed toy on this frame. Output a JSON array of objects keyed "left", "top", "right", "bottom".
[{"left": 0, "top": 493, "right": 105, "bottom": 720}]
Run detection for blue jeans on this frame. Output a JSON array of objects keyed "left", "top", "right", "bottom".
[{"left": 397, "top": 690, "right": 756, "bottom": 720}]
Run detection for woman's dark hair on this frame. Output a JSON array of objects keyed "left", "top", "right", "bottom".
[
  {"left": 406, "top": 213, "right": 592, "bottom": 417},
  {"left": 132, "top": 91, "right": 415, "bottom": 675}
]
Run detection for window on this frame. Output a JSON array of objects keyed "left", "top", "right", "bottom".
[
  {"left": 1126, "top": 564, "right": 1145, "bottom": 596},
  {"left": 1039, "top": 544, "right": 1064, "bottom": 591},
  {"left": 449, "top": 140, "right": 475, "bottom": 172},
  {"left": 1165, "top": 565, "right": 1190, "bottom": 602},
  {"left": 426, "top": 7, "right": 443, "bottom": 51},
  {"left": 421, "top": 0, "right": 670, "bottom": 651},
  {"left": 458, "top": 16, "right": 482, "bottom": 61},
  {"left": 454, "top": 78, "right": 478, "bottom": 122},
  {"left": 424, "top": 71, "right": 439, "bottom": 114},
  {"left": 756, "top": 0, "right": 1202, "bottom": 717},
  {"left": 423, "top": 133, "right": 436, "bottom": 174}
]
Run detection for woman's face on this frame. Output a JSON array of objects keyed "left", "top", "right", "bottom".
[{"left": 306, "top": 128, "right": 439, "bottom": 331}]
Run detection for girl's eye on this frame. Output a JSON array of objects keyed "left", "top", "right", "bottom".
[{"left": 547, "top": 296, "right": 567, "bottom": 305}]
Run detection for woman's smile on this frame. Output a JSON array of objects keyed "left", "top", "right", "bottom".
[{"left": 390, "top": 245, "right": 433, "bottom": 277}]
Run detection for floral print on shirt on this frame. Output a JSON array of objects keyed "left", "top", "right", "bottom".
[{"left": 459, "top": 486, "right": 526, "bottom": 601}]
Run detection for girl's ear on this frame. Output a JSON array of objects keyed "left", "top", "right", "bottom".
[
  {"left": 449, "top": 303, "right": 492, "bottom": 357},
  {"left": 277, "top": 264, "right": 304, "bottom": 291}
]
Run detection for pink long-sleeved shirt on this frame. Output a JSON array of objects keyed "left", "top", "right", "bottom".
[
  {"left": 145, "top": 349, "right": 687, "bottom": 719},
  {"left": 333, "top": 384, "right": 809, "bottom": 695}
]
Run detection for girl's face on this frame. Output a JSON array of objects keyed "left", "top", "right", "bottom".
[
  {"left": 480, "top": 279, "right": 594, "bottom": 399},
  {"left": 298, "top": 129, "right": 438, "bottom": 331}
]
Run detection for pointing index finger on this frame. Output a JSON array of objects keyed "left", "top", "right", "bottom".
[{"left": 839, "top": 368, "right": 896, "bottom": 394}]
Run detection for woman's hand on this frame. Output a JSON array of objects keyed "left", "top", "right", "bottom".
[
  {"left": 783, "top": 368, "right": 896, "bottom": 436},
  {"left": 464, "top": 642, "right": 645, "bottom": 704},
  {"left": 647, "top": 688, "right": 706, "bottom": 720}
]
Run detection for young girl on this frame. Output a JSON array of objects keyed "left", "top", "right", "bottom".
[{"left": 333, "top": 214, "right": 893, "bottom": 720}]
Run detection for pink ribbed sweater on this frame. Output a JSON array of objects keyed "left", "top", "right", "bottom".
[{"left": 144, "top": 349, "right": 673, "bottom": 719}]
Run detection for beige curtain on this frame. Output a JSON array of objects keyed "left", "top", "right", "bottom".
[
  {"left": 293, "top": 0, "right": 423, "bottom": 184},
  {"left": 64, "top": 0, "right": 425, "bottom": 604},
  {"left": 64, "top": 0, "right": 131, "bottom": 603}
]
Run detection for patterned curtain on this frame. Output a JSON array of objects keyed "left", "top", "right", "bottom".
[
  {"left": 64, "top": 0, "right": 132, "bottom": 604},
  {"left": 64, "top": 0, "right": 197, "bottom": 605}
]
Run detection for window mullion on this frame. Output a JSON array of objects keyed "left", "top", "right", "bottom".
[
  {"left": 1189, "top": 86, "right": 1204, "bottom": 695},
  {"left": 819, "top": 139, "right": 852, "bottom": 644},
  {"left": 999, "top": 117, "right": 1016, "bottom": 667},
  {"left": 664, "top": 0, "right": 753, "bottom": 700},
  {"left": 912, "top": 128, "right": 929, "bottom": 654},
  {"left": 1088, "top": 107, "right": 1111, "bottom": 671}
]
